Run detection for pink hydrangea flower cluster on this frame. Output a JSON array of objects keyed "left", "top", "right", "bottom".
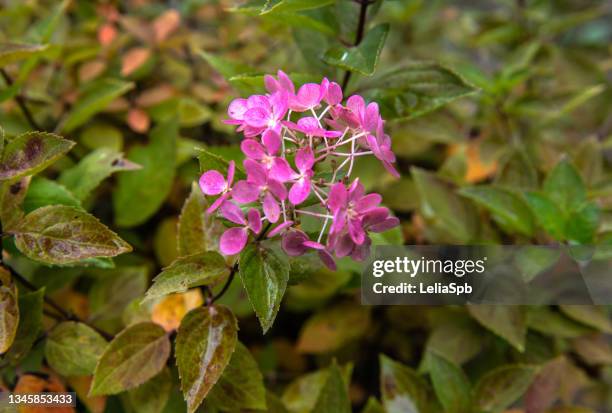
[{"left": 199, "top": 71, "right": 400, "bottom": 270}]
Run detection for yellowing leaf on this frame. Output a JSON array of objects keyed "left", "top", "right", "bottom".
[
  {"left": 121, "top": 47, "right": 152, "bottom": 77},
  {"left": 151, "top": 290, "right": 203, "bottom": 332},
  {"left": 152, "top": 10, "right": 181, "bottom": 43},
  {"left": 0, "top": 267, "right": 18, "bottom": 354}
]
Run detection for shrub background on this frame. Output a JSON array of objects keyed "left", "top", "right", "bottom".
[{"left": 0, "top": 0, "right": 611, "bottom": 412}]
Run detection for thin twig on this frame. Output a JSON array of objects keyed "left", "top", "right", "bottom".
[
  {"left": 0, "top": 69, "right": 43, "bottom": 131},
  {"left": 341, "top": 0, "right": 371, "bottom": 91}
]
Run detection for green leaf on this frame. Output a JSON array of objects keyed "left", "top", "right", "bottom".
[
  {"left": 514, "top": 247, "right": 561, "bottom": 282},
  {"left": 89, "top": 265, "right": 148, "bottom": 323},
  {"left": 175, "top": 305, "right": 238, "bottom": 413},
  {"left": 177, "top": 183, "right": 222, "bottom": 256},
  {"left": 44, "top": 321, "right": 107, "bottom": 377},
  {"left": 421, "top": 320, "right": 483, "bottom": 369},
  {"left": 460, "top": 186, "right": 535, "bottom": 236},
  {"left": 297, "top": 303, "right": 370, "bottom": 353},
  {"left": 411, "top": 167, "right": 477, "bottom": 243},
  {"left": 312, "top": 361, "right": 351, "bottom": 413},
  {"left": 239, "top": 243, "right": 290, "bottom": 333},
  {"left": 526, "top": 307, "right": 593, "bottom": 338},
  {"left": 114, "top": 119, "right": 177, "bottom": 227},
  {"left": 0, "top": 176, "right": 30, "bottom": 230},
  {"left": 380, "top": 354, "right": 432, "bottom": 413},
  {"left": 364, "top": 61, "right": 478, "bottom": 120},
  {"left": 428, "top": 353, "right": 472, "bottom": 413},
  {"left": 207, "top": 342, "right": 267, "bottom": 411},
  {"left": 361, "top": 397, "right": 385, "bottom": 413},
  {"left": 565, "top": 202, "right": 599, "bottom": 244},
  {"left": 543, "top": 159, "right": 586, "bottom": 214},
  {"left": 524, "top": 192, "right": 565, "bottom": 240},
  {"left": 60, "top": 79, "right": 134, "bottom": 133},
  {"left": 323, "top": 24, "right": 389, "bottom": 76},
  {"left": 467, "top": 305, "right": 527, "bottom": 352},
  {"left": 231, "top": 0, "right": 334, "bottom": 15},
  {"left": 23, "top": 177, "right": 81, "bottom": 212},
  {"left": 473, "top": 364, "right": 539, "bottom": 412},
  {"left": 4, "top": 288, "right": 43, "bottom": 364},
  {"left": 0, "top": 268, "right": 19, "bottom": 354},
  {"left": 197, "top": 147, "right": 246, "bottom": 181},
  {"left": 127, "top": 367, "right": 172, "bottom": 413},
  {"left": 0, "top": 132, "right": 75, "bottom": 181},
  {"left": 197, "top": 50, "right": 258, "bottom": 80},
  {"left": 90, "top": 322, "right": 171, "bottom": 396},
  {"left": 59, "top": 148, "right": 140, "bottom": 201},
  {"left": 11, "top": 205, "right": 132, "bottom": 265},
  {"left": 145, "top": 252, "right": 229, "bottom": 300},
  {"left": 282, "top": 364, "right": 353, "bottom": 413},
  {"left": 559, "top": 305, "right": 612, "bottom": 333},
  {"left": 0, "top": 42, "right": 48, "bottom": 67}
]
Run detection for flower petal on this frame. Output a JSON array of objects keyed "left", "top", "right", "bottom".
[
  {"left": 268, "top": 220, "right": 294, "bottom": 237},
  {"left": 263, "top": 192, "right": 280, "bottom": 223},
  {"left": 247, "top": 208, "right": 262, "bottom": 234},
  {"left": 327, "top": 182, "right": 348, "bottom": 213},
  {"left": 244, "top": 107, "right": 270, "bottom": 128},
  {"left": 244, "top": 159, "right": 267, "bottom": 184},
  {"left": 270, "top": 158, "right": 295, "bottom": 182},
  {"left": 241, "top": 139, "right": 266, "bottom": 160},
  {"left": 206, "top": 194, "right": 228, "bottom": 214},
  {"left": 228, "top": 98, "right": 248, "bottom": 120},
  {"left": 267, "top": 179, "right": 287, "bottom": 200},
  {"left": 199, "top": 170, "right": 226, "bottom": 195},
  {"left": 325, "top": 82, "right": 343, "bottom": 106},
  {"left": 294, "top": 83, "right": 322, "bottom": 110},
  {"left": 281, "top": 230, "right": 308, "bottom": 256},
  {"left": 220, "top": 227, "right": 248, "bottom": 255},
  {"left": 227, "top": 160, "right": 236, "bottom": 186},
  {"left": 318, "top": 249, "right": 337, "bottom": 271},
  {"left": 288, "top": 178, "right": 311, "bottom": 205},
  {"left": 232, "top": 180, "right": 260, "bottom": 203},
  {"left": 262, "top": 130, "right": 281, "bottom": 155},
  {"left": 278, "top": 70, "right": 295, "bottom": 94},
  {"left": 355, "top": 193, "right": 382, "bottom": 213},
  {"left": 348, "top": 219, "right": 365, "bottom": 245},
  {"left": 370, "top": 217, "right": 400, "bottom": 233},
  {"left": 220, "top": 201, "right": 246, "bottom": 225},
  {"left": 295, "top": 146, "right": 314, "bottom": 173}
]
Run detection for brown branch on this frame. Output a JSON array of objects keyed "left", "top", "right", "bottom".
[{"left": 0, "top": 69, "right": 43, "bottom": 131}]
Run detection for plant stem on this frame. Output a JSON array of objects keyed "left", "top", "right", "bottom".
[
  {"left": 7, "top": 265, "right": 114, "bottom": 340},
  {"left": 341, "top": 0, "right": 371, "bottom": 90},
  {"left": 210, "top": 222, "right": 272, "bottom": 304},
  {"left": 0, "top": 69, "right": 43, "bottom": 131}
]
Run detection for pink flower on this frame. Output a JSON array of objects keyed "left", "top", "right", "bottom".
[
  {"left": 289, "top": 79, "right": 328, "bottom": 112},
  {"left": 288, "top": 147, "right": 314, "bottom": 205},
  {"left": 283, "top": 117, "right": 342, "bottom": 138},
  {"left": 264, "top": 70, "right": 295, "bottom": 95},
  {"left": 219, "top": 202, "right": 262, "bottom": 255},
  {"left": 233, "top": 160, "right": 287, "bottom": 223},
  {"left": 281, "top": 229, "right": 336, "bottom": 270},
  {"left": 225, "top": 93, "right": 288, "bottom": 137},
  {"left": 366, "top": 120, "right": 400, "bottom": 178},
  {"left": 199, "top": 160, "right": 235, "bottom": 213},
  {"left": 327, "top": 179, "right": 382, "bottom": 245}
]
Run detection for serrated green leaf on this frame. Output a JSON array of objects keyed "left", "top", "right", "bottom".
[
  {"left": 428, "top": 353, "right": 471, "bottom": 413},
  {"left": 59, "top": 148, "right": 140, "bottom": 201},
  {"left": 207, "top": 342, "right": 266, "bottom": 411},
  {"left": 473, "top": 364, "right": 539, "bottom": 412},
  {"left": 0, "top": 268, "right": 19, "bottom": 354},
  {"left": 90, "top": 322, "right": 170, "bottom": 396},
  {"left": 114, "top": 119, "right": 177, "bottom": 227},
  {"left": 380, "top": 354, "right": 432, "bottom": 413},
  {"left": 197, "top": 147, "right": 246, "bottom": 181},
  {"left": 231, "top": 0, "right": 334, "bottom": 15},
  {"left": 0, "top": 132, "right": 75, "bottom": 181},
  {"left": 11, "top": 205, "right": 132, "bottom": 265},
  {"left": 364, "top": 61, "right": 478, "bottom": 120},
  {"left": 44, "top": 321, "right": 107, "bottom": 376},
  {"left": 0, "top": 176, "right": 30, "bottom": 230},
  {"left": 467, "top": 305, "right": 527, "bottom": 352},
  {"left": 145, "top": 252, "right": 229, "bottom": 300},
  {"left": 3, "top": 288, "right": 43, "bottom": 364},
  {"left": 60, "top": 79, "right": 134, "bottom": 133},
  {"left": 177, "top": 183, "right": 223, "bottom": 256},
  {"left": 312, "top": 361, "right": 351, "bottom": 413},
  {"left": 127, "top": 367, "right": 172, "bottom": 413},
  {"left": 323, "top": 24, "right": 389, "bottom": 76},
  {"left": 175, "top": 305, "right": 237, "bottom": 413},
  {"left": 460, "top": 186, "right": 535, "bottom": 236},
  {"left": 239, "top": 243, "right": 290, "bottom": 333},
  {"left": 197, "top": 50, "right": 258, "bottom": 80},
  {"left": 0, "top": 42, "right": 48, "bottom": 67},
  {"left": 23, "top": 177, "right": 81, "bottom": 212},
  {"left": 411, "top": 167, "right": 478, "bottom": 243}
]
